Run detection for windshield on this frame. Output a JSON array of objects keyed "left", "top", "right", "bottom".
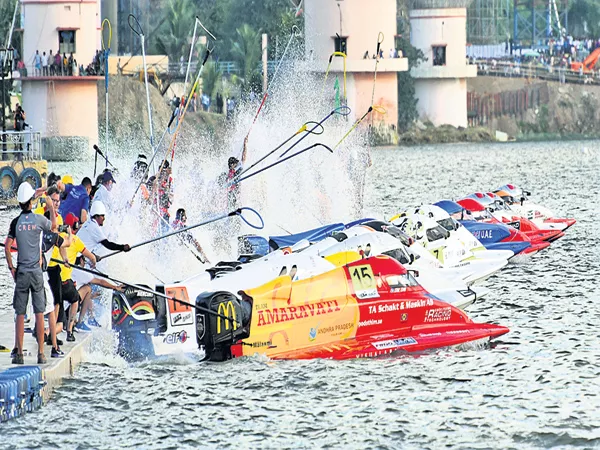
[
  {"left": 426, "top": 225, "right": 449, "bottom": 242},
  {"left": 491, "top": 200, "right": 509, "bottom": 211},
  {"left": 437, "top": 218, "right": 455, "bottom": 231},
  {"left": 470, "top": 209, "right": 493, "bottom": 220},
  {"left": 385, "top": 273, "right": 419, "bottom": 289},
  {"left": 383, "top": 248, "right": 410, "bottom": 265}
]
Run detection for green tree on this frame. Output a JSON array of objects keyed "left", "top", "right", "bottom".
[
  {"left": 202, "top": 60, "right": 223, "bottom": 99},
  {"left": 567, "top": 0, "right": 600, "bottom": 37},
  {"left": 154, "top": 0, "right": 199, "bottom": 62},
  {"left": 396, "top": 8, "right": 426, "bottom": 132},
  {"left": 230, "top": 24, "right": 262, "bottom": 95}
]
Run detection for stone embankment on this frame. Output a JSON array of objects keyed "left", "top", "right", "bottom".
[{"left": 468, "top": 76, "right": 600, "bottom": 140}]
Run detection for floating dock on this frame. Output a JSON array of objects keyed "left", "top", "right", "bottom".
[{"left": 0, "top": 313, "right": 90, "bottom": 422}]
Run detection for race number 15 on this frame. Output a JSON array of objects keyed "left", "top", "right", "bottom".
[{"left": 350, "top": 265, "right": 376, "bottom": 291}]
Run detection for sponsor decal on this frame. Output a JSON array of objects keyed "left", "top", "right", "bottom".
[
  {"left": 217, "top": 301, "right": 238, "bottom": 334},
  {"left": 372, "top": 337, "right": 417, "bottom": 350},
  {"left": 401, "top": 313, "right": 408, "bottom": 322},
  {"left": 309, "top": 327, "right": 317, "bottom": 341},
  {"left": 172, "top": 311, "right": 194, "bottom": 327},
  {"left": 163, "top": 330, "right": 188, "bottom": 344},
  {"left": 446, "top": 329, "right": 472, "bottom": 335},
  {"left": 249, "top": 341, "right": 272, "bottom": 348},
  {"left": 349, "top": 264, "right": 379, "bottom": 299},
  {"left": 424, "top": 307, "right": 452, "bottom": 323},
  {"left": 112, "top": 297, "right": 121, "bottom": 320},
  {"left": 473, "top": 230, "right": 493, "bottom": 239},
  {"left": 317, "top": 322, "right": 354, "bottom": 335},
  {"left": 399, "top": 298, "right": 434, "bottom": 310},
  {"left": 196, "top": 314, "right": 205, "bottom": 340},
  {"left": 256, "top": 300, "right": 341, "bottom": 327},
  {"left": 368, "top": 303, "right": 401, "bottom": 314},
  {"left": 358, "top": 319, "right": 382, "bottom": 327},
  {"left": 133, "top": 290, "right": 154, "bottom": 298}
]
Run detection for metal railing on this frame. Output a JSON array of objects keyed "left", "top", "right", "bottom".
[
  {"left": 0, "top": 130, "right": 42, "bottom": 160},
  {"left": 472, "top": 59, "right": 600, "bottom": 85},
  {"left": 15, "top": 63, "right": 103, "bottom": 78},
  {"left": 165, "top": 60, "right": 279, "bottom": 77}
]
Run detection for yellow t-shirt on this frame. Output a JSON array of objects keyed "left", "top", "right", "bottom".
[
  {"left": 32, "top": 196, "right": 46, "bottom": 215},
  {"left": 60, "top": 234, "right": 86, "bottom": 282},
  {"left": 47, "top": 213, "right": 65, "bottom": 268}
]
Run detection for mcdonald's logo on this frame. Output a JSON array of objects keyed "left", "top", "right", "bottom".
[{"left": 217, "top": 301, "right": 238, "bottom": 334}]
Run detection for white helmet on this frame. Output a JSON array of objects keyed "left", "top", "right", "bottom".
[
  {"left": 17, "top": 182, "right": 35, "bottom": 203},
  {"left": 90, "top": 201, "right": 107, "bottom": 217}
]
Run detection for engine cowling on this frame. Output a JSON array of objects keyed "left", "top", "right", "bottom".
[{"left": 195, "top": 291, "right": 252, "bottom": 362}]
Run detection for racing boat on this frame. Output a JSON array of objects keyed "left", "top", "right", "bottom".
[
  {"left": 410, "top": 204, "right": 516, "bottom": 261},
  {"left": 495, "top": 184, "right": 576, "bottom": 231},
  {"left": 388, "top": 213, "right": 508, "bottom": 284},
  {"left": 112, "top": 255, "right": 509, "bottom": 361},
  {"left": 434, "top": 200, "right": 549, "bottom": 255},
  {"left": 458, "top": 197, "right": 564, "bottom": 243},
  {"left": 473, "top": 192, "right": 565, "bottom": 242}
]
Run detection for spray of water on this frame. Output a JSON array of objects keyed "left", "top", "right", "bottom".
[{"left": 100, "top": 54, "right": 372, "bottom": 287}]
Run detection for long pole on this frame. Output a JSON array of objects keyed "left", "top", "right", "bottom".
[{"left": 1, "top": 69, "right": 5, "bottom": 161}]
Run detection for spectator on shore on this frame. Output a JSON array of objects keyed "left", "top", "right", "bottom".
[
  {"left": 226, "top": 97, "right": 236, "bottom": 120},
  {"left": 216, "top": 93, "right": 223, "bottom": 114},
  {"left": 42, "top": 51, "right": 49, "bottom": 76},
  {"left": 49, "top": 50, "right": 55, "bottom": 75},
  {"left": 14, "top": 104, "right": 25, "bottom": 132},
  {"left": 63, "top": 53, "right": 68, "bottom": 75},
  {"left": 54, "top": 51, "right": 62, "bottom": 75},
  {"left": 34, "top": 50, "right": 41, "bottom": 76},
  {"left": 202, "top": 93, "right": 210, "bottom": 112}
]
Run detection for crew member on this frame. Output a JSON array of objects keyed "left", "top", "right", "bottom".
[
  {"left": 91, "top": 170, "right": 116, "bottom": 211},
  {"left": 225, "top": 144, "right": 247, "bottom": 209},
  {"left": 59, "top": 176, "right": 92, "bottom": 223},
  {"left": 172, "top": 208, "right": 210, "bottom": 263},
  {"left": 58, "top": 213, "right": 97, "bottom": 340},
  {"left": 5, "top": 182, "right": 57, "bottom": 365},
  {"left": 43, "top": 186, "right": 68, "bottom": 345},
  {"left": 65, "top": 213, "right": 123, "bottom": 329},
  {"left": 151, "top": 161, "right": 173, "bottom": 233},
  {"left": 77, "top": 201, "right": 131, "bottom": 261},
  {"left": 40, "top": 218, "right": 71, "bottom": 357}
]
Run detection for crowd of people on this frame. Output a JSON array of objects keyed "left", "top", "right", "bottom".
[
  {"left": 472, "top": 35, "right": 600, "bottom": 84},
  {"left": 363, "top": 48, "right": 404, "bottom": 60},
  {"left": 169, "top": 92, "right": 236, "bottom": 119},
  {"left": 14, "top": 48, "right": 107, "bottom": 78},
  {"left": 6, "top": 170, "right": 131, "bottom": 365}
]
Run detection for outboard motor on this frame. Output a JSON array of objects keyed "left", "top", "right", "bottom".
[
  {"left": 195, "top": 292, "right": 252, "bottom": 362},
  {"left": 112, "top": 285, "right": 165, "bottom": 360}
]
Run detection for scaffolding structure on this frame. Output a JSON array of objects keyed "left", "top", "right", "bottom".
[
  {"left": 467, "top": 0, "right": 511, "bottom": 44},
  {"left": 466, "top": 0, "right": 568, "bottom": 46}
]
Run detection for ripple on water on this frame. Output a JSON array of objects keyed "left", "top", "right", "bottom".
[{"left": 1, "top": 141, "right": 600, "bottom": 449}]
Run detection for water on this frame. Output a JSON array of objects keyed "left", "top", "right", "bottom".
[{"left": 1, "top": 140, "right": 599, "bottom": 449}]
